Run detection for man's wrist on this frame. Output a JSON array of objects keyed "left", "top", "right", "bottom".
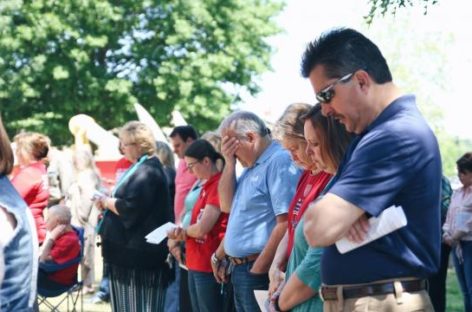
[
  {"left": 105, "top": 197, "right": 112, "bottom": 210},
  {"left": 211, "top": 252, "right": 222, "bottom": 265}
]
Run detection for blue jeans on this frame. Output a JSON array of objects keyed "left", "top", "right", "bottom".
[
  {"left": 452, "top": 240, "right": 472, "bottom": 312},
  {"left": 231, "top": 262, "right": 269, "bottom": 312},
  {"left": 95, "top": 262, "right": 110, "bottom": 300},
  {"left": 165, "top": 263, "right": 180, "bottom": 312},
  {"left": 188, "top": 270, "right": 223, "bottom": 312}
]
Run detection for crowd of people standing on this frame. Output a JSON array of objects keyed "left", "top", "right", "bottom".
[{"left": 1, "top": 27, "right": 472, "bottom": 312}]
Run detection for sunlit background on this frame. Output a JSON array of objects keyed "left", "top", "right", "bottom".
[{"left": 242, "top": 0, "right": 472, "bottom": 142}]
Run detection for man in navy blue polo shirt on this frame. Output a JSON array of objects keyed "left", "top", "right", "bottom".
[{"left": 301, "top": 28, "right": 441, "bottom": 311}]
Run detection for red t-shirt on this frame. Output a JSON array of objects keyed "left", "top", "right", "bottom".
[
  {"left": 11, "top": 161, "right": 49, "bottom": 243},
  {"left": 186, "top": 172, "right": 228, "bottom": 273},
  {"left": 286, "top": 170, "right": 332, "bottom": 258},
  {"left": 48, "top": 230, "right": 81, "bottom": 286}
]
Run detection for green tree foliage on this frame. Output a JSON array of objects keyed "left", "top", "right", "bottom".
[
  {"left": 365, "top": 0, "right": 439, "bottom": 24},
  {"left": 0, "top": 0, "right": 283, "bottom": 144}
]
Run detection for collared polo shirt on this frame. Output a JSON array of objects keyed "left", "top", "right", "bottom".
[
  {"left": 224, "top": 141, "right": 301, "bottom": 257},
  {"left": 321, "top": 95, "right": 442, "bottom": 284}
]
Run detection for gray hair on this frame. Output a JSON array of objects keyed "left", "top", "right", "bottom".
[
  {"left": 155, "top": 141, "right": 175, "bottom": 170},
  {"left": 201, "top": 131, "right": 222, "bottom": 153},
  {"left": 218, "top": 111, "right": 270, "bottom": 138},
  {"left": 49, "top": 205, "right": 72, "bottom": 224}
]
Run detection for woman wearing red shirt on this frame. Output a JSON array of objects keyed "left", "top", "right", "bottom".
[
  {"left": 168, "top": 139, "right": 228, "bottom": 312},
  {"left": 11, "top": 132, "right": 50, "bottom": 244},
  {"left": 268, "top": 103, "right": 333, "bottom": 297}
]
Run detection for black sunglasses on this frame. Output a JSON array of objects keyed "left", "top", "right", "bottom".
[{"left": 316, "top": 73, "right": 354, "bottom": 104}]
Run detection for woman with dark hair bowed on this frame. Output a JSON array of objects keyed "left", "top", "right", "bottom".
[
  {"left": 95, "top": 121, "right": 173, "bottom": 312},
  {"left": 11, "top": 131, "right": 50, "bottom": 244},
  {"left": 0, "top": 117, "right": 38, "bottom": 311},
  {"left": 270, "top": 104, "right": 352, "bottom": 312},
  {"left": 269, "top": 103, "right": 332, "bottom": 300},
  {"left": 168, "top": 139, "right": 229, "bottom": 312},
  {"left": 443, "top": 152, "right": 472, "bottom": 312}
]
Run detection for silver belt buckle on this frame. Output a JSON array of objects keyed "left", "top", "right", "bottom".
[{"left": 319, "top": 286, "right": 325, "bottom": 302}]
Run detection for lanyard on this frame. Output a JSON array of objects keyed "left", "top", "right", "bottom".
[
  {"left": 112, "top": 155, "right": 148, "bottom": 196},
  {"left": 96, "top": 155, "right": 149, "bottom": 233}
]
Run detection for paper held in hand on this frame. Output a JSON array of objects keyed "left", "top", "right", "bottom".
[
  {"left": 335, "top": 205, "right": 407, "bottom": 254},
  {"left": 254, "top": 290, "right": 269, "bottom": 311},
  {"left": 145, "top": 222, "right": 177, "bottom": 245}
]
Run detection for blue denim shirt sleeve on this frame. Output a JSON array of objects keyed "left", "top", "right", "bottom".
[{"left": 266, "top": 151, "right": 301, "bottom": 216}]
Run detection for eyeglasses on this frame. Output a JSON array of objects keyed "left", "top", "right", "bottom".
[
  {"left": 316, "top": 72, "right": 354, "bottom": 104},
  {"left": 186, "top": 160, "right": 201, "bottom": 170}
]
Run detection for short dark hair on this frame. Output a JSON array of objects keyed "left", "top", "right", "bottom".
[
  {"left": 170, "top": 125, "right": 198, "bottom": 142},
  {"left": 301, "top": 28, "right": 392, "bottom": 84},
  {"left": 184, "top": 139, "right": 224, "bottom": 167},
  {"left": 457, "top": 152, "right": 472, "bottom": 173}
]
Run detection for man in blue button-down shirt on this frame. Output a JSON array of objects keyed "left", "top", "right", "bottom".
[{"left": 211, "top": 111, "right": 301, "bottom": 312}]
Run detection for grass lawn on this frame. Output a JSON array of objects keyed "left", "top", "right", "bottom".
[{"left": 446, "top": 268, "right": 465, "bottom": 312}]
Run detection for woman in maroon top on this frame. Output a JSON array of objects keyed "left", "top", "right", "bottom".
[
  {"left": 168, "top": 139, "right": 228, "bottom": 312},
  {"left": 268, "top": 103, "right": 332, "bottom": 297},
  {"left": 11, "top": 132, "right": 50, "bottom": 244}
]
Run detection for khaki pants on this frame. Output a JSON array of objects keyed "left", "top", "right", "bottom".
[{"left": 323, "top": 289, "right": 434, "bottom": 312}]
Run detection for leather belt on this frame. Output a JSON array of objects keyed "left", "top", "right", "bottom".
[
  {"left": 320, "top": 279, "right": 427, "bottom": 301},
  {"left": 227, "top": 254, "right": 259, "bottom": 266}
]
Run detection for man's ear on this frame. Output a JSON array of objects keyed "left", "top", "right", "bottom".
[
  {"left": 355, "top": 70, "right": 371, "bottom": 92},
  {"left": 246, "top": 132, "right": 256, "bottom": 143}
]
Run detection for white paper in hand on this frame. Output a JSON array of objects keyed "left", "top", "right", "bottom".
[
  {"left": 254, "top": 290, "right": 269, "bottom": 311},
  {"left": 91, "top": 190, "right": 106, "bottom": 201},
  {"left": 335, "top": 205, "right": 407, "bottom": 254},
  {"left": 145, "top": 222, "right": 177, "bottom": 245}
]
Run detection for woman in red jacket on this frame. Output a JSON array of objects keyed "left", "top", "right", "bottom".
[{"left": 11, "top": 132, "right": 50, "bottom": 244}]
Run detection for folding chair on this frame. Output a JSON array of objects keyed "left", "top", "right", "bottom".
[{"left": 37, "top": 226, "right": 84, "bottom": 312}]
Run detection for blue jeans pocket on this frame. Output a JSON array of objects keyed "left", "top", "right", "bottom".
[{"left": 246, "top": 261, "right": 269, "bottom": 278}]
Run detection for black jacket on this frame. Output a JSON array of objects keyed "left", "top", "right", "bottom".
[{"left": 100, "top": 156, "right": 172, "bottom": 271}]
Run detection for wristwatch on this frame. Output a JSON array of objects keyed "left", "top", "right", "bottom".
[
  {"left": 211, "top": 252, "right": 221, "bottom": 265},
  {"left": 274, "top": 296, "right": 286, "bottom": 312}
]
